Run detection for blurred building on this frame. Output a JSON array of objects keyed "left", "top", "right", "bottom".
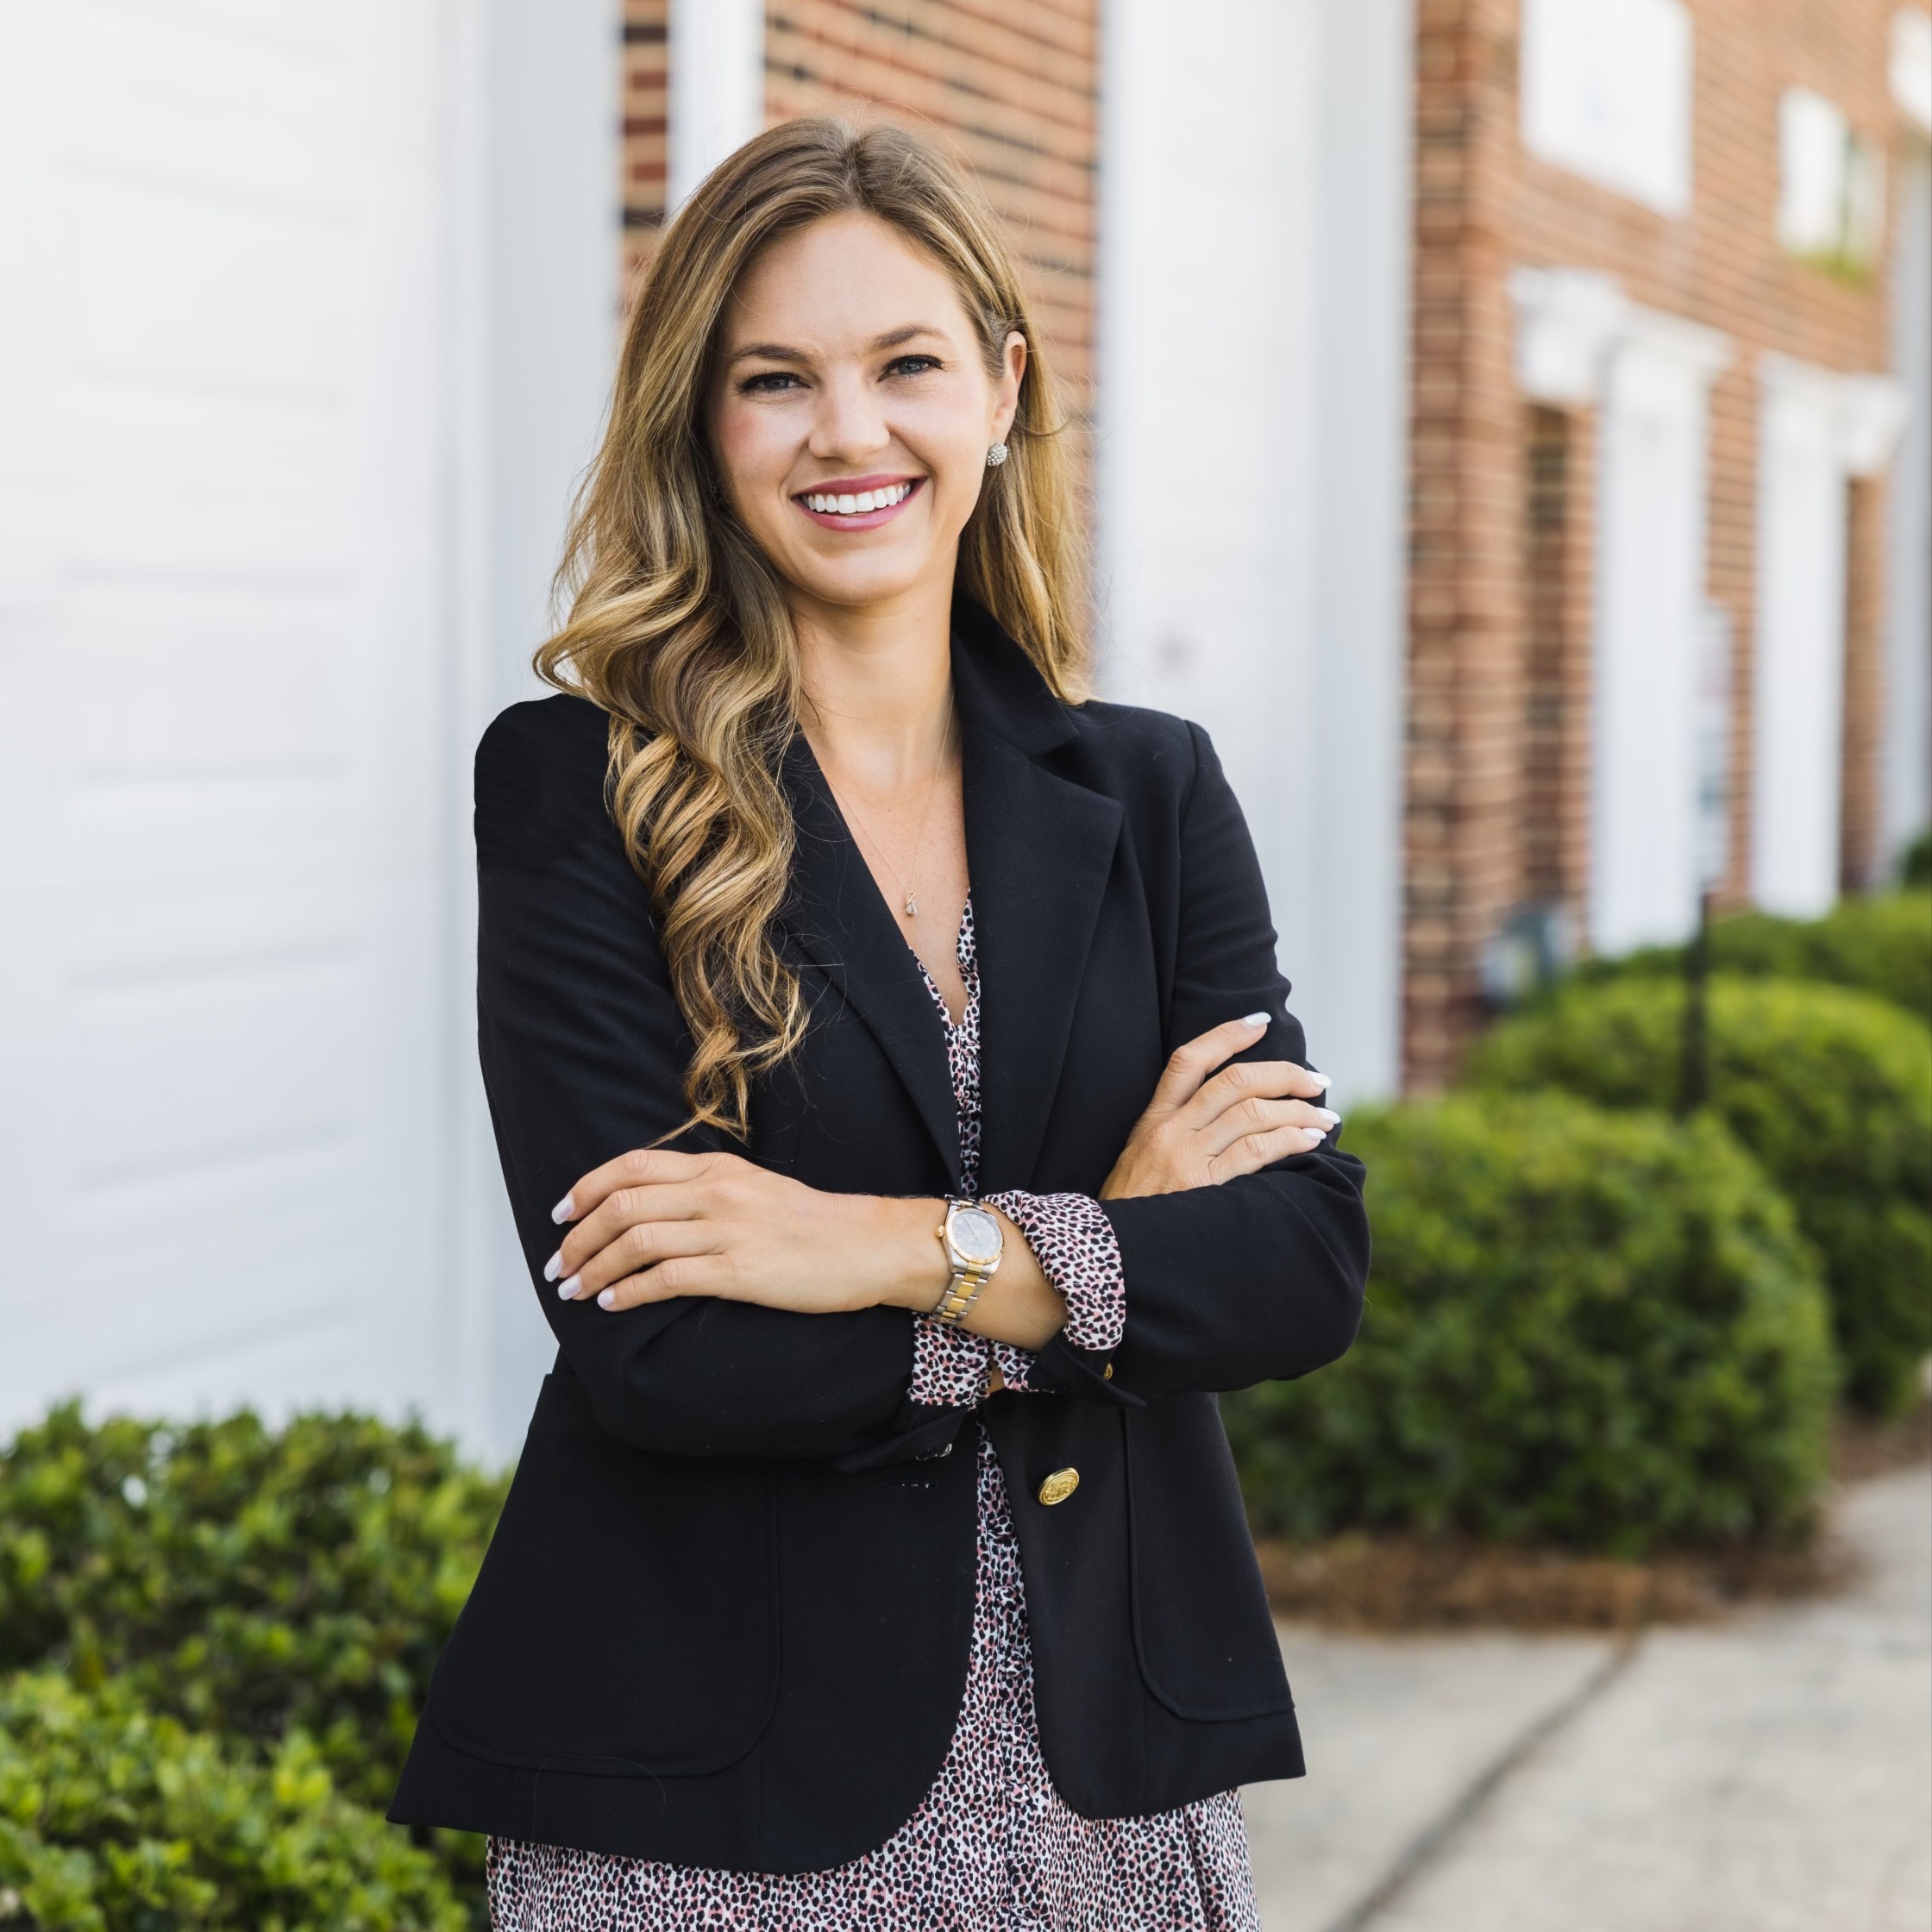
[
  {"left": 1402, "top": 0, "right": 1929, "bottom": 1085},
  {"left": 0, "top": 1, "right": 1924, "bottom": 1453}
]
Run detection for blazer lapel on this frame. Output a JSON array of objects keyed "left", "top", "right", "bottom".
[
  {"left": 954, "top": 627, "right": 1125, "bottom": 1191},
  {"left": 779, "top": 734, "right": 964, "bottom": 1185}
]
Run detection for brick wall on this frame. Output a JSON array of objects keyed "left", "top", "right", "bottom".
[
  {"left": 619, "top": 2, "right": 1098, "bottom": 431},
  {"left": 1404, "top": 0, "right": 1904, "bottom": 1088},
  {"left": 620, "top": 2, "right": 668, "bottom": 300}
]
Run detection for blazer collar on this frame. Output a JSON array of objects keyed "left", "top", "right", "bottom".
[{"left": 779, "top": 606, "right": 1122, "bottom": 1190}]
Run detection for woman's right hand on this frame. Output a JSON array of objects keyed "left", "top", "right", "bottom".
[{"left": 1099, "top": 1015, "right": 1337, "bottom": 1201}]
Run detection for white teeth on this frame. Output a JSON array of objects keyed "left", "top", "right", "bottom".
[{"left": 804, "top": 482, "right": 911, "bottom": 515}]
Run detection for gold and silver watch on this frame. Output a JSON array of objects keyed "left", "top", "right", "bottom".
[{"left": 930, "top": 1196, "right": 1004, "bottom": 1326}]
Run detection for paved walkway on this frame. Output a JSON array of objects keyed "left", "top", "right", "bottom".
[{"left": 1245, "top": 1465, "right": 1932, "bottom": 1932}]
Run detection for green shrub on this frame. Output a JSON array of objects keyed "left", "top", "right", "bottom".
[
  {"left": 1902, "top": 830, "right": 1930, "bottom": 889},
  {"left": 1572, "top": 892, "right": 1932, "bottom": 1027},
  {"left": 0, "top": 1408, "right": 508, "bottom": 1919},
  {"left": 1222, "top": 1097, "right": 1835, "bottom": 1552},
  {"left": 0, "top": 1671, "right": 467, "bottom": 1932},
  {"left": 1465, "top": 976, "right": 1932, "bottom": 1414}
]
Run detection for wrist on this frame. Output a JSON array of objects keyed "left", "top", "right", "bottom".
[{"left": 867, "top": 1195, "right": 950, "bottom": 1314}]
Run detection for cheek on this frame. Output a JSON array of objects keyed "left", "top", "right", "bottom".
[
  {"left": 710, "top": 404, "right": 788, "bottom": 505},
  {"left": 904, "top": 396, "right": 993, "bottom": 515}
]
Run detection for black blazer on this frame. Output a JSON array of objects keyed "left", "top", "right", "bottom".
[{"left": 389, "top": 605, "right": 1370, "bottom": 1872}]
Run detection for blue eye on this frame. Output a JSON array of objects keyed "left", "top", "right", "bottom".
[
  {"left": 738, "top": 371, "right": 802, "bottom": 394},
  {"left": 885, "top": 354, "right": 942, "bottom": 378}
]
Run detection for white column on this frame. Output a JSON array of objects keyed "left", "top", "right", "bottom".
[
  {"left": 446, "top": 0, "right": 623, "bottom": 1461},
  {"left": 1098, "top": 0, "right": 1413, "bottom": 1102},
  {"left": 1885, "top": 136, "right": 1932, "bottom": 863},
  {"left": 1590, "top": 308, "right": 1731, "bottom": 952},
  {"left": 1513, "top": 271, "right": 1730, "bottom": 954},
  {"left": 1753, "top": 354, "right": 1908, "bottom": 916},
  {"left": 669, "top": 0, "right": 765, "bottom": 208}
]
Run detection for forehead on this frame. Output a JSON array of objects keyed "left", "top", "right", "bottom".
[{"left": 720, "top": 211, "right": 974, "bottom": 350}]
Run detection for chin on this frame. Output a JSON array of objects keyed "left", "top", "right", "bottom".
[{"left": 789, "top": 553, "right": 935, "bottom": 611}]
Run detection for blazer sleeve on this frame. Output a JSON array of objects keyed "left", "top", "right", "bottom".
[
  {"left": 474, "top": 699, "right": 966, "bottom": 1469},
  {"left": 1095, "top": 723, "right": 1371, "bottom": 1401}
]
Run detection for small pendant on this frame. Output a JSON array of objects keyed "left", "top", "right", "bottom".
[{"left": 904, "top": 893, "right": 918, "bottom": 918}]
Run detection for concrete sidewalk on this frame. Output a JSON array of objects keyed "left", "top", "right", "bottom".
[{"left": 1244, "top": 1465, "right": 1932, "bottom": 1932}]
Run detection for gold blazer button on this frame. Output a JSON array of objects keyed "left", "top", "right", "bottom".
[{"left": 1037, "top": 1467, "right": 1080, "bottom": 1507}]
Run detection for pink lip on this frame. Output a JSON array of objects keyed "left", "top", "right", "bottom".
[{"left": 793, "top": 474, "right": 925, "bottom": 531}]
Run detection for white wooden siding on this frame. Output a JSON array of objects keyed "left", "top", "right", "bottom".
[{"left": 0, "top": 2, "right": 619, "bottom": 1459}]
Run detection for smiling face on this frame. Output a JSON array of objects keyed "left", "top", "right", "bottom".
[{"left": 706, "top": 211, "right": 1025, "bottom": 623}]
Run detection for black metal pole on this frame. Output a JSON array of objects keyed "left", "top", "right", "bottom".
[{"left": 1679, "top": 888, "right": 1712, "bottom": 1117}]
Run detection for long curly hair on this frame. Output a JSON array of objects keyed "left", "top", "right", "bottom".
[{"left": 536, "top": 117, "right": 1088, "bottom": 1138}]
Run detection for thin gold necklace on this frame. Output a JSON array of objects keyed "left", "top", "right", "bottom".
[{"left": 823, "top": 724, "right": 953, "bottom": 920}]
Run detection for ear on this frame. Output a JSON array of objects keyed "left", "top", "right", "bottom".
[{"left": 991, "top": 330, "right": 1027, "bottom": 442}]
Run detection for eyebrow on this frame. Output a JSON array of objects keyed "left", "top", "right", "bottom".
[{"left": 725, "top": 323, "right": 950, "bottom": 365}]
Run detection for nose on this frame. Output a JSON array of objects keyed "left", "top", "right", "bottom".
[{"left": 809, "top": 368, "right": 891, "bottom": 466}]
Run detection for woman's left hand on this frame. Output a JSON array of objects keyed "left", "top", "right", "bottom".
[{"left": 546, "top": 1148, "right": 937, "bottom": 1315}]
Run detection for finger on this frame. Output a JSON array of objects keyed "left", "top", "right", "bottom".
[
  {"left": 547, "top": 1180, "right": 716, "bottom": 1283},
  {"left": 1205, "top": 1120, "right": 1333, "bottom": 1185},
  {"left": 555, "top": 1220, "right": 718, "bottom": 1302},
  {"left": 1147, "top": 1015, "right": 1276, "bottom": 1113},
  {"left": 550, "top": 1147, "right": 718, "bottom": 1226},
  {"left": 1181, "top": 1057, "right": 1333, "bottom": 1128},
  {"left": 1198, "top": 1095, "right": 1339, "bottom": 1160},
  {"left": 588, "top": 1252, "right": 724, "bottom": 1313}
]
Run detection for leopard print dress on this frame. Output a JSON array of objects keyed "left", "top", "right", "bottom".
[{"left": 487, "top": 900, "right": 1261, "bottom": 1931}]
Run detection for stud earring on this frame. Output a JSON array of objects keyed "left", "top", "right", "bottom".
[{"left": 985, "top": 442, "right": 1008, "bottom": 467}]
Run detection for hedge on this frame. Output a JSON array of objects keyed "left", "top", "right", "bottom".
[
  {"left": 1465, "top": 975, "right": 1932, "bottom": 1414},
  {"left": 1221, "top": 1096, "right": 1835, "bottom": 1553},
  {"left": 1572, "top": 891, "right": 1932, "bottom": 1028},
  {"left": 0, "top": 1408, "right": 507, "bottom": 1918},
  {"left": 0, "top": 1672, "right": 467, "bottom": 1932}
]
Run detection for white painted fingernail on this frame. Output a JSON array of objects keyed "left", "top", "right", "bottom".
[
  {"left": 597, "top": 1288, "right": 617, "bottom": 1310},
  {"left": 551, "top": 1194, "right": 574, "bottom": 1224},
  {"left": 1313, "top": 1108, "right": 1339, "bottom": 1127},
  {"left": 1302, "top": 1126, "right": 1328, "bottom": 1144},
  {"left": 557, "top": 1275, "right": 581, "bottom": 1301},
  {"left": 1242, "top": 1012, "right": 1270, "bottom": 1027},
  {"left": 543, "top": 1251, "right": 562, "bottom": 1282},
  {"left": 1308, "top": 1070, "right": 1332, "bottom": 1091}
]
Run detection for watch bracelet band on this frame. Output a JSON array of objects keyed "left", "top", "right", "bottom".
[
  {"left": 928, "top": 1255, "right": 996, "bottom": 1326},
  {"left": 929, "top": 1196, "right": 1000, "bottom": 1327}
]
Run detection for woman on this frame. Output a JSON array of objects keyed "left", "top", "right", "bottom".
[{"left": 390, "top": 119, "right": 1369, "bottom": 1930}]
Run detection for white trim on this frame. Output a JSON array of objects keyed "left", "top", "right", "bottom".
[
  {"left": 1760, "top": 353, "right": 1908, "bottom": 476},
  {"left": 1885, "top": 143, "right": 1932, "bottom": 862},
  {"left": 669, "top": 0, "right": 765, "bottom": 208},
  {"left": 1509, "top": 269, "right": 1731, "bottom": 953},
  {"left": 1509, "top": 267, "right": 1628, "bottom": 406},
  {"left": 1893, "top": 9, "right": 1932, "bottom": 135},
  {"left": 1753, "top": 353, "right": 1909, "bottom": 916}
]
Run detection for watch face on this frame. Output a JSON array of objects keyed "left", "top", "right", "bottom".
[{"left": 950, "top": 1206, "right": 1002, "bottom": 1266}]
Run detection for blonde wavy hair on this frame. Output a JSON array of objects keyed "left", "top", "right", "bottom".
[{"left": 537, "top": 117, "right": 1089, "bottom": 1139}]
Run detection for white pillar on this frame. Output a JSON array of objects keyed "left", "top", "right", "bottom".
[
  {"left": 1511, "top": 270, "right": 1731, "bottom": 955},
  {"left": 1885, "top": 137, "right": 1932, "bottom": 864},
  {"left": 1590, "top": 308, "right": 1730, "bottom": 952},
  {"left": 1753, "top": 354, "right": 1907, "bottom": 916},
  {"left": 669, "top": 0, "right": 765, "bottom": 208},
  {"left": 449, "top": 0, "right": 623, "bottom": 1461},
  {"left": 1098, "top": 0, "right": 1413, "bottom": 1103}
]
